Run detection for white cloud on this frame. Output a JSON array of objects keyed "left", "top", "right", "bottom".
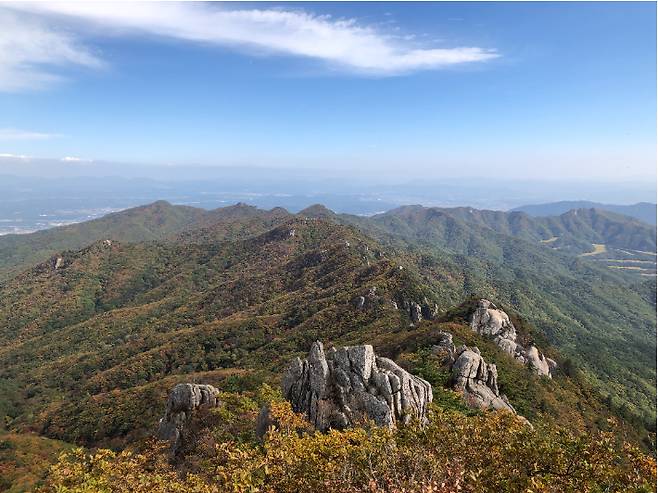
[
  {"left": 0, "top": 128, "right": 61, "bottom": 140},
  {"left": 0, "top": 10, "right": 104, "bottom": 91},
  {"left": 2, "top": 2, "right": 499, "bottom": 90},
  {"left": 61, "top": 156, "right": 92, "bottom": 163},
  {"left": 0, "top": 152, "right": 31, "bottom": 159}
]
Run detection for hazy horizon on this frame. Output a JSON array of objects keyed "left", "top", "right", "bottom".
[{"left": 1, "top": 2, "right": 656, "bottom": 182}]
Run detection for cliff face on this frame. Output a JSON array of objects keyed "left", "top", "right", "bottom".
[{"left": 282, "top": 341, "right": 432, "bottom": 431}]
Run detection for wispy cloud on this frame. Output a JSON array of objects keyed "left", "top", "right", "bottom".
[
  {"left": 0, "top": 10, "right": 104, "bottom": 91},
  {"left": 0, "top": 128, "right": 61, "bottom": 140},
  {"left": 61, "top": 156, "right": 92, "bottom": 163},
  {"left": 0, "top": 152, "right": 31, "bottom": 159},
  {"left": 2, "top": 2, "right": 499, "bottom": 91}
]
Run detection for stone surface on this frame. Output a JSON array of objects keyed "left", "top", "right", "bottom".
[
  {"left": 256, "top": 404, "right": 276, "bottom": 439},
  {"left": 470, "top": 299, "right": 555, "bottom": 378},
  {"left": 157, "top": 383, "right": 221, "bottom": 454},
  {"left": 431, "top": 331, "right": 456, "bottom": 364},
  {"left": 282, "top": 341, "right": 432, "bottom": 431},
  {"left": 471, "top": 299, "right": 517, "bottom": 340},
  {"left": 450, "top": 346, "right": 515, "bottom": 413},
  {"left": 525, "top": 345, "right": 552, "bottom": 377}
]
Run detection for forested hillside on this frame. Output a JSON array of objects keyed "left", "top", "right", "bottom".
[{"left": 0, "top": 201, "right": 655, "bottom": 491}]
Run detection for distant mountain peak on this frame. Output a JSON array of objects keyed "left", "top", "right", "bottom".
[
  {"left": 513, "top": 201, "right": 657, "bottom": 226},
  {"left": 299, "top": 204, "right": 336, "bottom": 218}
]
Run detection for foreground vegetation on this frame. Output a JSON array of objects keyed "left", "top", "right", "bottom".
[
  {"left": 42, "top": 402, "right": 656, "bottom": 493},
  {"left": 0, "top": 433, "right": 72, "bottom": 493}
]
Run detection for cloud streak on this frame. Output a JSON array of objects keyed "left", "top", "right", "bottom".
[
  {"left": 0, "top": 10, "right": 104, "bottom": 91},
  {"left": 2, "top": 2, "right": 499, "bottom": 91},
  {"left": 0, "top": 128, "right": 61, "bottom": 140}
]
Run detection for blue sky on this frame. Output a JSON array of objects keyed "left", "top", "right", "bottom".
[{"left": 0, "top": 1, "right": 656, "bottom": 180}]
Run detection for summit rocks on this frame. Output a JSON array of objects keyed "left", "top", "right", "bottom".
[{"left": 282, "top": 341, "right": 432, "bottom": 431}]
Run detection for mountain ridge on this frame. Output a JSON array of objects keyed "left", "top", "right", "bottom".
[{"left": 512, "top": 200, "right": 657, "bottom": 225}]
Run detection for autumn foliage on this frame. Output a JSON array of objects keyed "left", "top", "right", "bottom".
[{"left": 42, "top": 402, "right": 656, "bottom": 493}]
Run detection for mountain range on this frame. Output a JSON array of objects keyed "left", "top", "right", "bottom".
[
  {"left": 512, "top": 200, "right": 657, "bottom": 225},
  {"left": 0, "top": 200, "right": 655, "bottom": 490}
]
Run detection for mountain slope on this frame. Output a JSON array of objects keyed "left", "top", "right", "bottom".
[
  {"left": 372, "top": 205, "right": 656, "bottom": 254},
  {"left": 0, "top": 217, "right": 434, "bottom": 446},
  {"left": 0, "top": 201, "right": 293, "bottom": 281},
  {"left": 340, "top": 205, "right": 656, "bottom": 426},
  {"left": 513, "top": 201, "right": 657, "bottom": 226},
  {"left": 353, "top": 205, "right": 657, "bottom": 277},
  {"left": 0, "top": 201, "right": 204, "bottom": 280},
  {"left": 0, "top": 202, "right": 655, "bottom": 449}
]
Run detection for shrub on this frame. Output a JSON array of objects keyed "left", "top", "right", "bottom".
[{"left": 41, "top": 404, "right": 656, "bottom": 493}]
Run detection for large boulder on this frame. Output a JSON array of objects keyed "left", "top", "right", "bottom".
[
  {"left": 157, "top": 383, "right": 221, "bottom": 454},
  {"left": 282, "top": 341, "right": 432, "bottom": 431},
  {"left": 470, "top": 299, "right": 555, "bottom": 377},
  {"left": 525, "top": 345, "right": 557, "bottom": 377},
  {"left": 450, "top": 346, "right": 515, "bottom": 413}
]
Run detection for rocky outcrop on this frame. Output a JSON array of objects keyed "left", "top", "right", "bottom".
[
  {"left": 409, "top": 302, "right": 423, "bottom": 323},
  {"left": 282, "top": 341, "right": 432, "bottom": 431},
  {"left": 470, "top": 299, "right": 555, "bottom": 377},
  {"left": 353, "top": 286, "right": 382, "bottom": 310},
  {"left": 431, "top": 330, "right": 517, "bottom": 415},
  {"left": 471, "top": 299, "right": 517, "bottom": 340},
  {"left": 401, "top": 298, "right": 439, "bottom": 324},
  {"left": 431, "top": 331, "right": 456, "bottom": 364},
  {"left": 157, "top": 383, "right": 221, "bottom": 454},
  {"left": 450, "top": 345, "right": 515, "bottom": 413}
]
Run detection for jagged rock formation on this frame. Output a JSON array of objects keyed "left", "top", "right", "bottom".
[
  {"left": 408, "top": 301, "right": 423, "bottom": 323},
  {"left": 431, "top": 330, "right": 516, "bottom": 414},
  {"left": 470, "top": 299, "right": 556, "bottom": 377},
  {"left": 157, "top": 383, "right": 221, "bottom": 454},
  {"left": 450, "top": 345, "right": 516, "bottom": 413},
  {"left": 282, "top": 341, "right": 432, "bottom": 431}
]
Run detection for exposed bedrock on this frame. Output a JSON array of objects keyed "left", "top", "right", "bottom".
[
  {"left": 157, "top": 383, "right": 221, "bottom": 454},
  {"left": 470, "top": 299, "right": 556, "bottom": 377},
  {"left": 282, "top": 341, "right": 433, "bottom": 431}
]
